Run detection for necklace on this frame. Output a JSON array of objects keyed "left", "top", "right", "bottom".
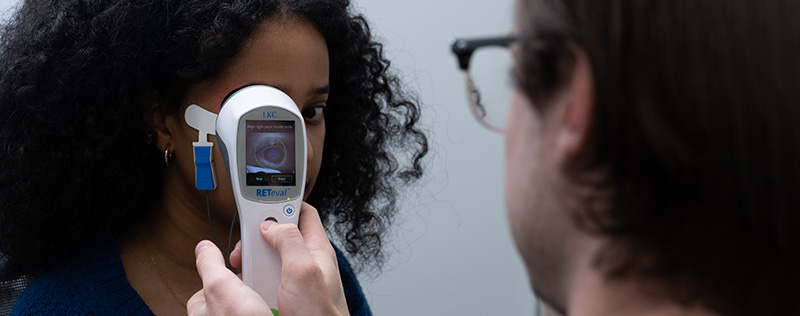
[{"left": 140, "top": 229, "right": 187, "bottom": 309}]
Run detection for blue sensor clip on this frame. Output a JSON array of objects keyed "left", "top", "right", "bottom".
[{"left": 185, "top": 104, "right": 219, "bottom": 190}]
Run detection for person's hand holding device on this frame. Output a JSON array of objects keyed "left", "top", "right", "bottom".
[{"left": 188, "top": 202, "right": 349, "bottom": 316}]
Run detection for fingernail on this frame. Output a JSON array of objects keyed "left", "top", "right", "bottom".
[
  {"left": 261, "top": 220, "right": 276, "bottom": 232},
  {"left": 196, "top": 240, "right": 213, "bottom": 255}
]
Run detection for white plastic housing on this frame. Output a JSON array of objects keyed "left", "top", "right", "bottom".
[{"left": 215, "top": 85, "right": 307, "bottom": 309}]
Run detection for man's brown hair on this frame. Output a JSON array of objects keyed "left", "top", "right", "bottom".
[{"left": 517, "top": 1, "right": 800, "bottom": 314}]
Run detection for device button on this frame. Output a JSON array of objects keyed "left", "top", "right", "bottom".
[
  {"left": 271, "top": 175, "right": 293, "bottom": 184},
  {"left": 283, "top": 204, "right": 296, "bottom": 218},
  {"left": 265, "top": 217, "right": 278, "bottom": 222}
]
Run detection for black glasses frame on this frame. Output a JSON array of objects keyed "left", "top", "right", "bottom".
[
  {"left": 450, "top": 36, "right": 517, "bottom": 70},
  {"left": 449, "top": 35, "right": 517, "bottom": 132}
]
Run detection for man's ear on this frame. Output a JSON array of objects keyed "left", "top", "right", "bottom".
[
  {"left": 143, "top": 92, "right": 176, "bottom": 151},
  {"left": 556, "top": 46, "right": 595, "bottom": 161}
]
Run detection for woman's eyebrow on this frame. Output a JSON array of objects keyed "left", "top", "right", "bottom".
[
  {"left": 231, "top": 83, "right": 328, "bottom": 98},
  {"left": 309, "top": 85, "right": 330, "bottom": 96}
]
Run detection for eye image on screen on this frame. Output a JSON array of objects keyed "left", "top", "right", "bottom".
[
  {"left": 253, "top": 136, "right": 287, "bottom": 171},
  {"left": 245, "top": 120, "right": 296, "bottom": 186}
]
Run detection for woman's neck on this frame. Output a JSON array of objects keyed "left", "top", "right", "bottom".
[{"left": 121, "top": 188, "right": 240, "bottom": 315}]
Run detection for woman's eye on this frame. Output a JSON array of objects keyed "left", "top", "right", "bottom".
[{"left": 302, "top": 106, "right": 325, "bottom": 124}]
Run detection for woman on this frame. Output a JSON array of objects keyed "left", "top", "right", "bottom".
[{"left": 0, "top": 0, "right": 428, "bottom": 314}]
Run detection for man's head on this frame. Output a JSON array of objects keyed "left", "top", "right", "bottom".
[{"left": 505, "top": 1, "right": 800, "bottom": 315}]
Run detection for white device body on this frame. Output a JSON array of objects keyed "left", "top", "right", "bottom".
[{"left": 216, "top": 85, "right": 307, "bottom": 309}]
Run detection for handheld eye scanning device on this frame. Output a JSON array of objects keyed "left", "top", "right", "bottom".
[{"left": 185, "top": 85, "right": 307, "bottom": 310}]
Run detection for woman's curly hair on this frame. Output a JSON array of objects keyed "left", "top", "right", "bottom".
[{"left": 0, "top": 0, "right": 428, "bottom": 279}]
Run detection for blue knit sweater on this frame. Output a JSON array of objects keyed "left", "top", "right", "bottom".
[{"left": 11, "top": 241, "right": 371, "bottom": 315}]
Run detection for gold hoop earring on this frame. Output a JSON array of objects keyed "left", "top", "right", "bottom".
[{"left": 164, "top": 145, "right": 173, "bottom": 166}]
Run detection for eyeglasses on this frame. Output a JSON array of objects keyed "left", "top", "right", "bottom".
[{"left": 450, "top": 35, "right": 517, "bottom": 133}]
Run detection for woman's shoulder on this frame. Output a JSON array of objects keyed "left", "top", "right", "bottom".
[
  {"left": 11, "top": 241, "right": 152, "bottom": 315},
  {"left": 12, "top": 272, "right": 95, "bottom": 315},
  {"left": 332, "top": 243, "right": 373, "bottom": 316}
]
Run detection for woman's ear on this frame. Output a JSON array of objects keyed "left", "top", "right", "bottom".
[
  {"left": 556, "top": 45, "right": 595, "bottom": 161},
  {"left": 143, "top": 92, "right": 175, "bottom": 151}
]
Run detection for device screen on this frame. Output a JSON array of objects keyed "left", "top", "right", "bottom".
[{"left": 244, "top": 120, "right": 296, "bottom": 186}]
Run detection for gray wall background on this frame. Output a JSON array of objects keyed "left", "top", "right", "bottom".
[
  {"left": 350, "top": 1, "right": 537, "bottom": 315},
  {"left": 0, "top": 0, "right": 538, "bottom": 314}
]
